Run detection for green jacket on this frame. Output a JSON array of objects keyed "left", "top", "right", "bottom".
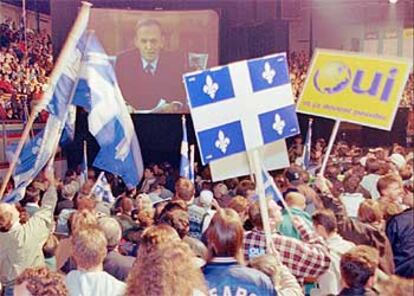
[
  {"left": 278, "top": 207, "right": 314, "bottom": 240},
  {"left": 0, "top": 185, "right": 57, "bottom": 286}
]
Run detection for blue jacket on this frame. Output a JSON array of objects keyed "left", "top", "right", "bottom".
[
  {"left": 386, "top": 208, "right": 414, "bottom": 278},
  {"left": 203, "top": 257, "right": 277, "bottom": 296}
]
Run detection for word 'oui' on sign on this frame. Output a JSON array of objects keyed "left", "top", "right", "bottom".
[{"left": 297, "top": 49, "right": 412, "bottom": 130}]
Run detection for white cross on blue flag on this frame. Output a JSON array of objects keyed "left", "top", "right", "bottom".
[{"left": 184, "top": 53, "right": 299, "bottom": 165}]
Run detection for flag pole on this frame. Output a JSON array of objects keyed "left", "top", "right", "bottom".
[
  {"left": 302, "top": 117, "right": 313, "bottom": 168},
  {"left": 189, "top": 144, "right": 195, "bottom": 182},
  {"left": 248, "top": 149, "right": 273, "bottom": 253},
  {"left": 87, "top": 171, "right": 105, "bottom": 199},
  {"left": 0, "top": 2, "right": 92, "bottom": 200},
  {"left": 319, "top": 119, "right": 341, "bottom": 177}
]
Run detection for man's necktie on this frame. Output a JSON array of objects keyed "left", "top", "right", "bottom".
[{"left": 145, "top": 63, "right": 154, "bottom": 75}]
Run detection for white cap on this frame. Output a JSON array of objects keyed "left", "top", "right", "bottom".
[
  {"left": 390, "top": 153, "right": 406, "bottom": 169},
  {"left": 199, "top": 190, "right": 213, "bottom": 208}
]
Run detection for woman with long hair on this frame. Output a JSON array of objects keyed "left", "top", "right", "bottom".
[{"left": 126, "top": 224, "right": 208, "bottom": 296}]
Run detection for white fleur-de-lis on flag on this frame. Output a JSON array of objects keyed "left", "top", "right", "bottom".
[
  {"left": 272, "top": 113, "right": 285, "bottom": 135},
  {"left": 262, "top": 61, "right": 276, "bottom": 84},
  {"left": 215, "top": 130, "right": 230, "bottom": 154},
  {"left": 203, "top": 75, "right": 219, "bottom": 99}
]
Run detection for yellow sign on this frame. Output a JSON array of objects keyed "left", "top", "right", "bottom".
[
  {"left": 297, "top": 49, "right": 412, "bottom": 130},
  {"left": 403, "top": 28, "right": 414, "bottom": 39}
]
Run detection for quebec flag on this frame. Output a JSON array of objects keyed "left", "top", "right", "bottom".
[
  {"left": 262, "top": 168, "right": 284, "bottom": 203},
  {"left": 179, "top": 116, "right": 190, "bottom": 180},
  {"left": 184, "top": 53, "right": 299, "bottom": 165},
  {"left": 4, "top": 6, "right": 90, "bottom": 203},
  {"left": 91, "top": 172, "right": 115, "bottom": 204},
  {"left": 72, "top": 31, "right": 144, "bottom": 187}
]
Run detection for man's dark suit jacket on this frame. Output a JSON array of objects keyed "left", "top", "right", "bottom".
[{"left": 115, "top": 48, "right": 186, "bottom": 111}]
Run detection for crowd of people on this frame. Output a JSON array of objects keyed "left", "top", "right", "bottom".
[
  {"left": 0, "top": 137, "right": 413, "bottom": 295},
  {"left": 0, "top": 20, "right": 52, "bottom": 121}
]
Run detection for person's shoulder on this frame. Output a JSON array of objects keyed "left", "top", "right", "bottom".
[
  {"left": 224, "top": 265, "right": 275, "bottom": 291},
  {"left": 387, "top": 207, "right": 414, "bottom": 225}
]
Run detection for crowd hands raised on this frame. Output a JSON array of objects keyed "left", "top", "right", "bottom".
[
  {"left": 0, "top": 137, "right": 413, "bottom": 296},
  {"left": 0, "top": 20, "right": 52, "bottom": 122}
]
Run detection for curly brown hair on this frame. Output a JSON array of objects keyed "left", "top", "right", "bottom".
[
  {"left": 126, "top": 240, "right": 207, "bottom": 296},
  {"left": 15, "top": 267, "right": 68, "bottom": 296}
]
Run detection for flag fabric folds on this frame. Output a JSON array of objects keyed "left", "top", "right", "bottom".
[
  {"left": 179, "top": 116, "right": 190, "bottom": 180},
  {"left": 72, "top": 31, "right": 143, "bottom": 188},
  {"left": 91, "top": 172, "right": 115, "bottom": 204},
  {"left": 261, "top": 167, "right": 284, "bottom": 203},
  {"left": 4, "top": 11, "right": 90, "bottom": 203},
  {"left": 302, "top": 119, "right": 313, "bottom": 169}
]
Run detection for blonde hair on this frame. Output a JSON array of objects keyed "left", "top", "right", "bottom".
[
  {"left": 285, "top": 192, "right": 306, "bottom": 209},
  {"left": 377, "top": 275, "right": 414, "bottom": 296},
  {"left": 15, "top": 267, "right": 68, "bottom": 296},
  {"left": 71, "top": 226, "right": 107, "bottom": 270},
  {"left": 357, "top": 200, "right": 383, "bottom": 223},
  {"left": 0, "top": 203, "right": 19, "bottom": 232},
  {"left": 126, "top": 240, "right": 207, "bottom": 296},
  {"left": 69, "top": 209, "right": 97, "bottom": 235}
]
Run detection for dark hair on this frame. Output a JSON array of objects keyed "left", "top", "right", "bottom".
[
  {"left": 340, "top": 246, "right": 379, "bottom": 289},
  {"left": 312, "top": 209, "right": 337, "bottom": 234},
  {"left": 235, "top": 180, "right": 255, "bottom": 197},
  {"left": 343, "top": 174, "right": 361, "bottom": 194},
  {"left": 136, "top": 19, "right": 163, "bottom": 35},
  {"left": 365, "top": 158, "right": 380, "bottom": 174},
  {"left": 158, "top": 208, "right": 189, "bottom": 239},
  {"left": 248, "top": 201, "right": 264, "bottom": 229}
]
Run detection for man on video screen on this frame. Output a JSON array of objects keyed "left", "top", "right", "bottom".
[{"left": 115, "top": 19, "right": 186, "bottom": 112}]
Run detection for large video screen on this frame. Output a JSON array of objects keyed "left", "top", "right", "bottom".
[{"left": 88, "top": 8, "right": 219, "bottom": 113}]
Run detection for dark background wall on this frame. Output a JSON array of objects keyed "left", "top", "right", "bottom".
[
  {"left": 49, "top": 0, "right": 288, "bottom": 64},
  {"left": 67, "top": 110, "right": 409, "bottom": 169}
]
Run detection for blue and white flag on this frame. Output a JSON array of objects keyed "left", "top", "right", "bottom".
[
  {"left": 3, "top": 5, "right": 91, "bottom": 203},
  {"left": 184, "top": 53, "right": 299, "bottom": 165},
  {"left": 262, "top": 168, "right": 284, "bottom": 203},
  {"left": 179, "top": 116, "right": 190, "bottom": 180},
  {"left": 79, "top": 140, "right": 88, "bottom": 186},
  {"left": 302, "top": 118, "right": 313, "bottom": 169},
  {"left": 91, "top": 172, "right": 115, "bottom": 204},
  {"left": 72, "top": 31, "right": 144, "bottom": 188},
  {"left": 189, "top": 144, "right": 195, "bottom": 183}
]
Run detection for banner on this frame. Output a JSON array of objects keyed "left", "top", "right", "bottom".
[
  {"left": 297, "top": 49, "right": 412, "bottom": 130},
  {"left": 184, "top": 52, "right": 299, "bottom": 165}
]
